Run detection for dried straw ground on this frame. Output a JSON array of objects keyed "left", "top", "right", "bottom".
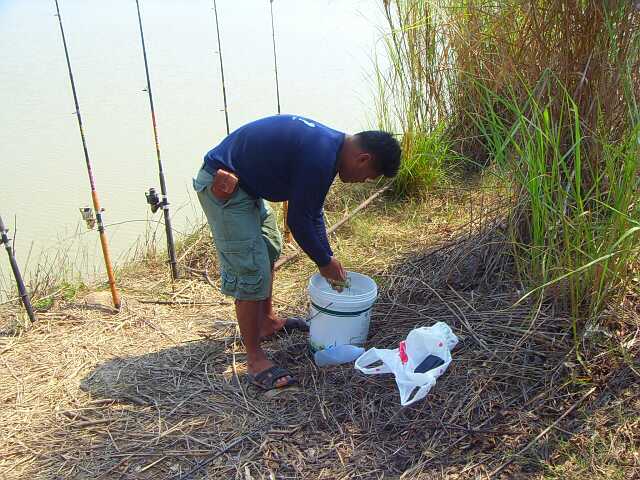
[{"left": 1, "top": 186, "right": 638, "bottom": 479}]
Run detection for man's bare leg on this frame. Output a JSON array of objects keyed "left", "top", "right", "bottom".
[
  {"left": 235, "top": 299, "right": 290, "bottom": 387},
  {"left": 259, "top": 268, "right": 286, "bottom": 339}
]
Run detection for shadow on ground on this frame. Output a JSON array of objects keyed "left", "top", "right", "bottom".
[{"left": 11, "top": 227, "right": 639, "bottom": 479}]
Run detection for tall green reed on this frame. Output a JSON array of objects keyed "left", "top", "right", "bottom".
[
  {"left": 472, "top": 78, "right": 639, "bottom": 323},
  {"left": 375, "top": 0, "right": 640, "bottom": 323},
  {"left": 374, "top": 0, "right": 455, "bottom": 196}
]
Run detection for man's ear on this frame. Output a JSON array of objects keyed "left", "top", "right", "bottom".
[{"left": 358, "top": 152, "right": 372, "bottom": 165}]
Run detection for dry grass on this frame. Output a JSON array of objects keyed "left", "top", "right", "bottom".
[
  {"left": 0, "top": 184, "right": 638, "bottom": 479},
  {"left": 544, "top": 390, "right": 639, "bottom": 480}
]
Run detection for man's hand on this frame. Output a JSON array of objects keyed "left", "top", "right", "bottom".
[{"left": 319, "top": 257, "right": 347, "bottom": 291}]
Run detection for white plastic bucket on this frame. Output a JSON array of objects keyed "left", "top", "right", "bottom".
[{"left": 307, "top": 271, "right": 378, "bottom": 352}]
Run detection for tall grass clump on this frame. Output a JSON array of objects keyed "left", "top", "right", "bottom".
[
  {"left": 392, "top": 126, "right": 454, "bottom": 197},
  {"left": 376, "top": 0, "right": 640, "bottom": 323},
  {"left": 374, "top": 0, "right": 455, "bottom": 196},
  {"left": 473, "top": 79, "right": 639, "bottom": 323}
]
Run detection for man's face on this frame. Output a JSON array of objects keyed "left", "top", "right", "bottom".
[{"left": 338, "top": 152, "right": 381, "bottom": 183}]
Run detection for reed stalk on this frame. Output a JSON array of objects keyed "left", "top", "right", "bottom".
[{"left": 376, "top": 0, "right": 640, "bottom": 322}]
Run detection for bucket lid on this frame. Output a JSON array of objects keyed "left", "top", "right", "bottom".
[{"left": 308, "top": 271, "right": 377, "bottom": 303}]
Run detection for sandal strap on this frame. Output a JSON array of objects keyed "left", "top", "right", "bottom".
[
  {"left": 254, "top": 366, "right": 291, "bottom": 385},
  {"left": 284, "top": 317, "right": 309, "bottom": 332}
]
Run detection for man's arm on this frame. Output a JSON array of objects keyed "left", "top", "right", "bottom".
[
  {"left": 286, "top": 192, "right": 332, "bottom": 267},
  {"left": 287, "top": 171, "right": 347, "bottom": 285},
  {"left": 287, "top": 201, "right": 346, "bottom": 285}
]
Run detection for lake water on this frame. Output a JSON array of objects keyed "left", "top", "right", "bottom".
[{"left": 0, "top": 0, "right": 387, "bottom": 297}]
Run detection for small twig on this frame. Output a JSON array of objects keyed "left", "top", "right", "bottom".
[
  {"left": 488, "top": 386, "right": 597, "bottom": 478},
  {"left": 31, "top": 286, "right": 66, "bottom": 306},
  {"left": 74, "top": 419, "right": 112, "bottom": 428},
  {"left": 96, "top": 423, "right": 187, "bottom": 479},
  {"left": 137, "top": 299, "right": 228, "bottom": 306},
  {"left": 138, "top": 456, "right": 166, "bottom": 473},
  {"left": 420, "top": 280, "right": 491, "bottom": 352},
  {"left": 176, "top": 225, "right": 207, "bottom": 263},
  {"left": 0, "top": 296, "right": 21, "bottom": 306},
  {"left": 182, "top": 265, "right": 205, "bottom": 276},
  {"left": 203, "top": 267, "right": 216, "bottom": 289},
  {"left": 275, "top": 183, "right": 391, "bottom": 270},
  {"left": 176, "top": 427, "right": 263, "bottom": 479}
]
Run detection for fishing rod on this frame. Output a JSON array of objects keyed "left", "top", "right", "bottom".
[
  {"left": 53, "top": 0, "right": 121, "bottom": 309},
  {"left": 0, "top": 215, "right": 36, "bottom": 323},
  {"left": 268, "top": 0, "right": 292, "bottom": 243},
  {"left": 213, "top": 0, "right": 230, "bottom": 135},
  {"left": 135, "top": 0, "right": 179, "bottom": 280},
  {"left": 269, "top": 0, "right": 281, "bottom": 115}
]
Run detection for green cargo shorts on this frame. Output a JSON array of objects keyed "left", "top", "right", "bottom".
[{"left": 193, "top": 167, "right": 282, "bottom": 301}]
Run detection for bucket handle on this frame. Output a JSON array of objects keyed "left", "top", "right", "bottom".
[
  {"left": 308, "top": 302, "right": 333, "bottom": 321},
  {"left": 310, "top": 301, "right": 373, "bottom": 317}
]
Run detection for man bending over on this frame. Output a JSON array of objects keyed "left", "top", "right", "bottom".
[{"left": 193, "top": 114, "right": 401, "bottom": 390}]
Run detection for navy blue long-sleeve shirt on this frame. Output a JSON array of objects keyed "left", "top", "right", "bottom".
[{"left": 203, "top": 115, "right": 344, "bottom": 267}]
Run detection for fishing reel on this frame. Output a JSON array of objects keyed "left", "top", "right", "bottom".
[
  {"left": 145, "top": 187, "right": 164, "bottom": 213},
  {"left": 79, "top": 207, "right": 96, "bottom": 230}
]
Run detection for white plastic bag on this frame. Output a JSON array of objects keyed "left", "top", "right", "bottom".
[{"left": 354, "top": 322, "right": 458, "bottom": 406}]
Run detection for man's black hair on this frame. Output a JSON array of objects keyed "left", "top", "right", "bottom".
[{"left": 354, "top": 131, "right": 401, "bottom": 177}]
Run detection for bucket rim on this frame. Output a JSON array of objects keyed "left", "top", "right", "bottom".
[{"left": 308, "top": 271, "right": 377, "bottom": 303}]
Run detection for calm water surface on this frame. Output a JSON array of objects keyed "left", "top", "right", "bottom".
[{"left": 0, "top": 0, "right": 387, "bottom": 296}]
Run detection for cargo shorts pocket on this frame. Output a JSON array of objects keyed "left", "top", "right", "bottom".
[
  {"left": 217, "top": 238, "right": 268, "bottom": 299},
  {"left": 218, "top": 239, "right": 259, "bottom": 274},
  {"left": 237, "top": 274, "right": 263, "bottom": 294},
  {"left": 220, "top": 271, "right": 263, "bottom": 296},
  {"left": 220, "top": 270, "right": 237, "bottom": 292}
]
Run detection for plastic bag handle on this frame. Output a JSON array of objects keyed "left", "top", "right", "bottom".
[
  {"left": 400, "top": 383, "right": 433, "bottom": 406},
  {"left": 398, "top": 375, "right": 437, "bottom": 406},
  {"left": 354, "top": 349, "right": 393, "bottom": 375}
]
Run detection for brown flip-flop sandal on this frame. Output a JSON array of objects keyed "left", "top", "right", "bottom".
[
  {"left": 261, "top": 317, "right": 309, "bottom": 341},
  {"left": 248, "top": 365, "right": 297, "bottom": 390},
  {"left": 281, "top": 317, "right": 309, "bottom": 334}
]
